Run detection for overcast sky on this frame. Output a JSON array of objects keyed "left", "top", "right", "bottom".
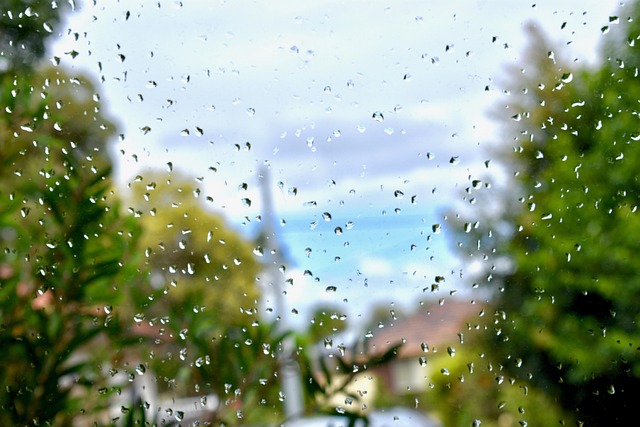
[{"left": 52, "top": 0, "right": 620, "bottom": 329}]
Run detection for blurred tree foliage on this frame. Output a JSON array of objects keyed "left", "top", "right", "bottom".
[
  {"left": 306, "top": 304, "right": 349, "bottom": 345},
  {"left": 0, "top": 0, "right": 70, "bottom": 71},
  {"left": 451, "top": 4, "right": 640, "bottom": 425},
  {"left": 0, "top": 65, "right": 142, "bottom": 425},
  {"left": 123, "top": 171, "right": 270, "bottom": 422},
  {"left": 126, "top": 171, "right": 261, "bottom": 329}
]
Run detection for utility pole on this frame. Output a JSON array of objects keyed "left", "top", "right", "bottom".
[{"left": 258, "top": 165, "right": 304, "bottom": 421}]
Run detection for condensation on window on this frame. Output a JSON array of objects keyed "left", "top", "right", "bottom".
[{"left": 1, "top": 1, "right": 635, "bottom": 426}]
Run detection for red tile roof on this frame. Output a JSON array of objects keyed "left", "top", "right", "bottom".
[{"left": 366, "top": 298, "right": 483, "bottom": 359}]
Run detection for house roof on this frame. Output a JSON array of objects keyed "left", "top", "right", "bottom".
[{"left": 366, "top": 298, "right": 483, "bottom": 359}]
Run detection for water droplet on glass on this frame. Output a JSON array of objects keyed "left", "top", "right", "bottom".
[{"left": 372, "top": 111, "right": 384, "bottom": 122}]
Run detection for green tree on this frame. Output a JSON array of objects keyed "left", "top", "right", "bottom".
[
  {"left": 1, "top": 3, "right": 145, "bottom": 423},
  {"left": 452, "top": 8, "right": 640, "bottom": 425},
  {"left": 0, "top": 0, "right": 69, "bottom": 71},
  {"left": 125, "top": 171, "right": 271, "bottom": 423},
  {"left": 126, "top": 171, "right": 261, "bottom": 329},
  {"left": 0, "top": 64, "right": 143, "bottom": 425}
]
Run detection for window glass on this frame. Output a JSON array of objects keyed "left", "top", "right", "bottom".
[{"left": 2, "top": 1, "right": 636, "bottom": 426}]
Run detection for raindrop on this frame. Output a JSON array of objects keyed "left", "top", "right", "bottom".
[
  {"left": 334, "top": 227, "right": 343, "bottom": 235},
  {"left": 326, "top": 285, "right": 337, "bottom": 293},
  {"left": 561, "top": 72, "right": 573, "bottom": 83},
  {"left": 322, "top": 212, "right": 332, "bottom": 221},
  {"left": 394, "top": 190, "right": 404, "bottom": 198},
  {"left": 372, "top": 111, "right": 384, "bottom": 122},
  {"left": 241, "top": 198, "right": 252, "bottom": 207}
]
